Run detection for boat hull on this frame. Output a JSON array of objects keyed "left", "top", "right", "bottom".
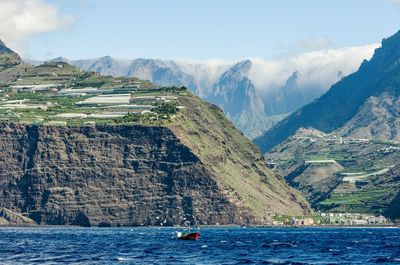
[{"left": 177, "top": 232, "right": 200, "bottom": 240}]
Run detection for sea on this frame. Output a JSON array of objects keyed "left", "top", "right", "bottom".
[{"left": 0, "top": 227, "right": 399, "bottom": 264}]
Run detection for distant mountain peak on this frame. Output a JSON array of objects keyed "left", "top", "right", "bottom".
[
  {"left": 238, "top": 59, "right": 252, "bottom": 67},
  {"left": 56, "top": 51, "right": 365, "bottom": 140},
  {"left": 219, "top": 60, "right": 252, "bottom": 82},
  {"left": 233, "top": 59, "right": 252, "bottom": 72},
  {"left": 286, "top": 71, "right": 299, "bottom": 86}
]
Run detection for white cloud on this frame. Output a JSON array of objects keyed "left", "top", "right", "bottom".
[
  {"left": 0, "top": 0, "right": 74, "bottom": 54},
  {"left": 175, "top": 59, "right": 232, "bottom": 96},
  {"left": 248, "top": 44, "right": 379, "bottom": 95}
]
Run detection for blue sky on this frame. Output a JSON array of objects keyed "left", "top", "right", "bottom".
[{"left": 3, "top": 0, "right": 400, "bottom": 60}]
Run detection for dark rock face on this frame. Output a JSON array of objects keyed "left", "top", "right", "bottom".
[{"left": 0, "top": 124, "right": 253, "bottom": 226}]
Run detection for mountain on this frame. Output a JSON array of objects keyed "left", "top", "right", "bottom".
[
  {"left": 254, "top": 30, "right": 400, "bottom": 153},
  {"left": 0, "top": 40, "right": 310, "bottom": 226},
  {"left": 205, "top": 60, "right": 271, "bottom": 137},
  {"left": 28, "top": 46, "right": 374, "bottom": 139}
]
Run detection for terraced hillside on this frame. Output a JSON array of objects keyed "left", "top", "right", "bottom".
[{"left": 265, "top": 128, "right": 400, "bottom": 219}]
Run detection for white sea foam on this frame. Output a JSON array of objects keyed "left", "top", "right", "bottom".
[{"left": 116, "top": 257, "right": 130, "bottom": 262}]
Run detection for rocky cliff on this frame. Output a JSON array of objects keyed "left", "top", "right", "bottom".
[
  {"left": 0, "top": 120, "right": 309, "bottom": 227},
  {"left": 0, "top": 123, "right": 247, "bottom": 226}
]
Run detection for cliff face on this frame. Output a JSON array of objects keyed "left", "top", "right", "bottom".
[
  {"left": 336, "top": 93, "right": 400, "bottom": 141},
  {"left": 0, "top": 123, "right": 253, "bottom": 226},
  {"left": 0, "top": 115, "right": 310, "bottom": 226}
]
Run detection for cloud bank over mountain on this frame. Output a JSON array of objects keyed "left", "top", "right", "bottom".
[
  {"left": 248, "top": 44, "right": 378, "bottom": 96},
  {"left": 174, "top": 60, "right": 231, "bottom": 97}
]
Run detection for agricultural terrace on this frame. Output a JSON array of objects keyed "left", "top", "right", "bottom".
[{"left": 0, "top": 61, "right": 187, "bottom": 125}]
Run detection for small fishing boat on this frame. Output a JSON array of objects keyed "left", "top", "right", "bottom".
[
  {"left": 176, "top": 227, "right": 200, "bottom": 240},
  {"left": 176, "top": 231, "right": 200, "bottom": 240}
]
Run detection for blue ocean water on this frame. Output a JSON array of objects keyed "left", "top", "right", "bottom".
[{"left": 0, "top": 227, "right": 399, "bottom": 264}]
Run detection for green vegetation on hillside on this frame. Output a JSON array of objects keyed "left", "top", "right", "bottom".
[
  {"left": 0, "top": 60, "right": 190, "bottom": 126},
  {"left": 169, "top": 96, "right": 311, "bottom": 221},
  {"left": 265, "top": 129, "right": 400, "bottom": 218}
]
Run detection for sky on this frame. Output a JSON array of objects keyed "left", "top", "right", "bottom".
[{"left": 1, "top": 0, "right": 400, "bottom": 60}]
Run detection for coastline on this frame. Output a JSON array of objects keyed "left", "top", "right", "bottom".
[{"left": 0, "top": 224, "right": 398, "bottom": 229}]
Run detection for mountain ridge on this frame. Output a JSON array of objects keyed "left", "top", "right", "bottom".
[{"left": 254, "top": 30, "right": 400, "bottom": 153}]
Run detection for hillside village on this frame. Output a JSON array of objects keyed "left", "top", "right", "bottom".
[{"left": 272, "top": 212, "right": 390, "bottom": 227}]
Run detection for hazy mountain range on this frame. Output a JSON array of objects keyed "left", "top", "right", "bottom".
[
  {"left": 254, "top": 30, "right": 400, "bottom": 153},
  {"left": 26, "top": 44, "right": 376, "bottom": 138}
]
